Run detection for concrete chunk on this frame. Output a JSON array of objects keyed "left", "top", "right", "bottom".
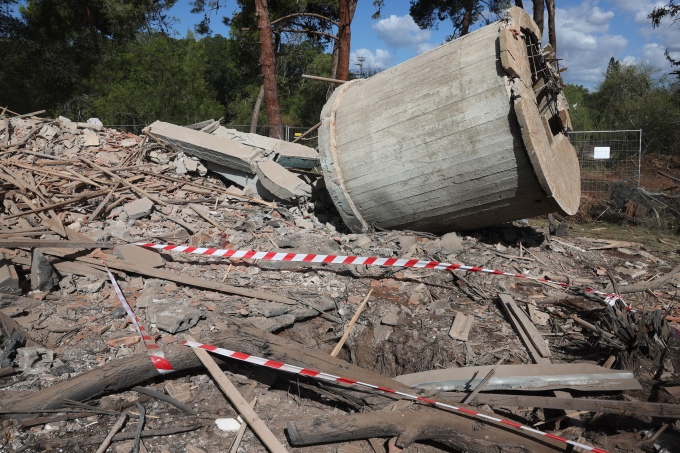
[
  {"left": 148, "top": 303, "right": 203, "bottom": 334},
  {"left": 146, "top": 121, "right": 263, "bottom": 174},
  {"left": 81, "top": 128, "right": 100, "bottom": 147},
  {"left": 113, "top": 244, "right": 164, "bottom": 268},
  {"left": 255, "top": 160, "right": 311, "bottom": 200},
  {"left": 123, "top": 197, "right": 154, "bottom": 219},
  {"left": 213, "top": 126, "right": 319, "bottom": 169},
  {"left": 0, "top": 252, "right": 21, "bottom": 295},
  {"left": 31, "top": 249, "right": 59, "bottom": 292}
]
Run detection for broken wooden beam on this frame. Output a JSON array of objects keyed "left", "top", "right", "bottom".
[
  {"left": 0, "top": 239, "right": 113, "bottom": 249},
  {"left": 286, "top": 409, "right": 564, "bottom": 453}
]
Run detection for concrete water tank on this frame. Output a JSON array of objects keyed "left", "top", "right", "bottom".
[{"left": 319, "top": 7, "right": 580, "bottom": 233}]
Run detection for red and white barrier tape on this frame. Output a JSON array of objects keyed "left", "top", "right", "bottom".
[
  {"left": 103, "top": 261, "right": 175, "bottom": 375},
  {"left": 182, "top": 340, "right": 609, "bottom": 453},
  {"left": 137, "top": 242, "right": 680, "bottom": 339},
  {"left": 136, "top": 242, "right": 622, "bottom": 301}
]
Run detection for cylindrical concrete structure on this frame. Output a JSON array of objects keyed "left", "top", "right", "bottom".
[{"left": 319, "top": 7, "right": 580, "bottom": 233}]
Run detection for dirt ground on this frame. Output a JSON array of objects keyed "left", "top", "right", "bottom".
[{"left": 1, "top": 120, "right": 679, "bottom": 453}]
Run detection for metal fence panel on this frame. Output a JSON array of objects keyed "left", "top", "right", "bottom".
[{"left": 568, "top": 130, "right": 642, "bottom": 199}]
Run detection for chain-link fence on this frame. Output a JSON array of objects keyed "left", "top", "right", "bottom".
[{"left": 568, "top": 130, "right": 642, "bottom": 199}]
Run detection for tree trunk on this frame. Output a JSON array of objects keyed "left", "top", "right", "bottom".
[
  {"left": 532, "top": 0, "right": 545, "bottom": 38},
  {"left": 287, "top": 410, "right": 564, "bottom": 452},
  {"left": 461, "top": 0, "right": 474, "bottom": 36},
  {"left": 335, "top": 0, "right": 357, "bottom": 81},
  {"left": 546, "top": 0, "right": 556, "bottom": 56},
  {"left": 331, "top": 0, "right": 357, "bottom": 80},
  {"left": 255, "top": 0, "right": 284, "bottom": 139},
  {"left": 250, "top": 84, "right": 265, "bottom": 134}
]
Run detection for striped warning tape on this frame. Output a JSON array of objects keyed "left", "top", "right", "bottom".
[
  {"left": 103, "top": 261, "right": 175, "bottom": 374},
  {"left": 136, "top": 242, "right": 622, "bottom": 301},
  {"left": 137, "top": 242, "right": 680, "bottom": 339},
  {"left": 182, "top": 340, "right": 610, "bottom": 453}
]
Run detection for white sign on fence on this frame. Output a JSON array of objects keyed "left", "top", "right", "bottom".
[{"left": 594, "top": 146, "right": 610, "bottom": 159}]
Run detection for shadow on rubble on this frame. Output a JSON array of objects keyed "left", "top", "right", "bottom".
[{"left": 467, "top": 222, "right": 547, "bottom": 250}]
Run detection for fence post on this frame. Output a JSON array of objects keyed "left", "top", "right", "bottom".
[{"left": 638, "top": 129, "right": 642, "bottom": 188}]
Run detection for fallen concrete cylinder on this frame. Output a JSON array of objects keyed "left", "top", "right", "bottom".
[{"left": 319, "top": 7, "right": 580, "bottom": 233}]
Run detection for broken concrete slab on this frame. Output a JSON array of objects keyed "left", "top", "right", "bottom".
[
  {"left": 213, "top": 126, "right": 319, "bottom": 169},
  {"left": 113, "top": 244, "right": 164, "bottom": 268},
  {"left": 0, "top": 252, "right": 21, "bottom": 295},
  {"left": 395, "top": 363, "right": 642, "bottom": 392},
  {"left": 146, "top": 121, "right": 263, "bottom": 174},
  {"left": 123, "top": 197, "right": 154, "bottom": 220},
  {"left": 203, "top": 161, "right": 260, "bottom": 193},
  {"left": 31, "top": 249, "right": 59, "bottom": 292},
  {"left": 255, "top": 160, "right": 312, "bottom": 200}
]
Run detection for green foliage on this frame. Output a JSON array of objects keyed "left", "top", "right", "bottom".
[
  {"left": 568, "top": 58, "right": 680, "bottom": 154},
  {"left": 86, "top": 33, "right": 224, "bottom": 126},
  {"left": 409, "top": 0, "right": 508, "bottom": 39},
  {"left": 562, "top": 84, "right": 595, "bottom": 131},
  {"left": 0, "top": 0, "right": 177, "bottom": 115},
  {"left": 649, "top": 1, "right": 680, "bottom": 78}
]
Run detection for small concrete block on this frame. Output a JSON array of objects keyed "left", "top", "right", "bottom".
[
  {"left": 0, "top": 252, "right": 21, "bottom": 295},
  {"left": 408, "top": 283, "right": 431, "bottom": 305},
  {"left": 148, "top": 303, "right": 203, "bottom": 334},
  {"left": 165, "top": 382, "right": 191, "bottom": 404},
  {"left": 449, "top": 311, "right": 474, "bottom": 341},
  {"left": 113, "top": 244, "right": 164, "bottom": 268},
  {"left": 372, "top": 325, "right": 392, "bottom": 344},
  {"left": 381, "top": 311, "right": 399, "bottom": 326},
  {"left": 16, "top": 346, "right": 54, "bottom": 374},
  {"left": 81, "top": 128, "right": 100, "bottom": 147},
  {"left": 248, "top": 314, "right": 296, "bottom": 332},
  {"left": 123, "top": 197, "right": 154, "bottom": 219},
  {"left": 398, "top": 235, "right": 417, "bottom": 251},
  {"left": 255, "top": 160, "right": 312, "bottom": 200},
  {"left": 439, "top": 232, "right": 464, "bottom": 253},
  {"left": 31, "top": 249, "right": 60, "bottom": 292},
  {"left": 253, "top": 301, "right": 289, "bottom": 318}
]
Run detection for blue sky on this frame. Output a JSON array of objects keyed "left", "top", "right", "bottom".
[{"left": 171, "top": 1, "right": 680, "bottom": 90}]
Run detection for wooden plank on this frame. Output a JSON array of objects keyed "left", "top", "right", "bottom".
[
  {"left": 498, "top": 293, "right": 551, "bottom": 359},
  {"left": 39, "top": 249, "right": 298, "bottom": 305},
  {"left": 498, "top": 293, "right": 550, "bottom": 364},
  {"left": 0, "top": 239, "right": 112, "bottom": 249},
  {"left": 186, "top": 335, "right": 288, "bottom": 453},
  {"left": 448, "top": 311, "right": 474, "bottom": 341}
]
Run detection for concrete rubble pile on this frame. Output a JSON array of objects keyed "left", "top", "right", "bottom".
[
  {"left": 1, "top": 9, "right": 679, "bottom": 453},
  {"left": 0, "top": 110, "right": 679, "bottom": 452},
  {"left": 144, "top": 120, "right": 317, "bottom": 202}
]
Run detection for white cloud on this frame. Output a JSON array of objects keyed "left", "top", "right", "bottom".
[
  {"left": 555, "top": 1, "right": 628, "bottom": 88},
  {"left": 558, "top": 1, "right": 613, "bottom": 35},
  {"left": 350, "top": 48, "right": 392, "bottom": 71},
  {"left": 372, "top": 14, "right": 432, "bottom": 52}
]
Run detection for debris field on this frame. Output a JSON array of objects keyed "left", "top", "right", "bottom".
[{"left": 0, "top": 112, "right": 679, "bottom": 453}]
